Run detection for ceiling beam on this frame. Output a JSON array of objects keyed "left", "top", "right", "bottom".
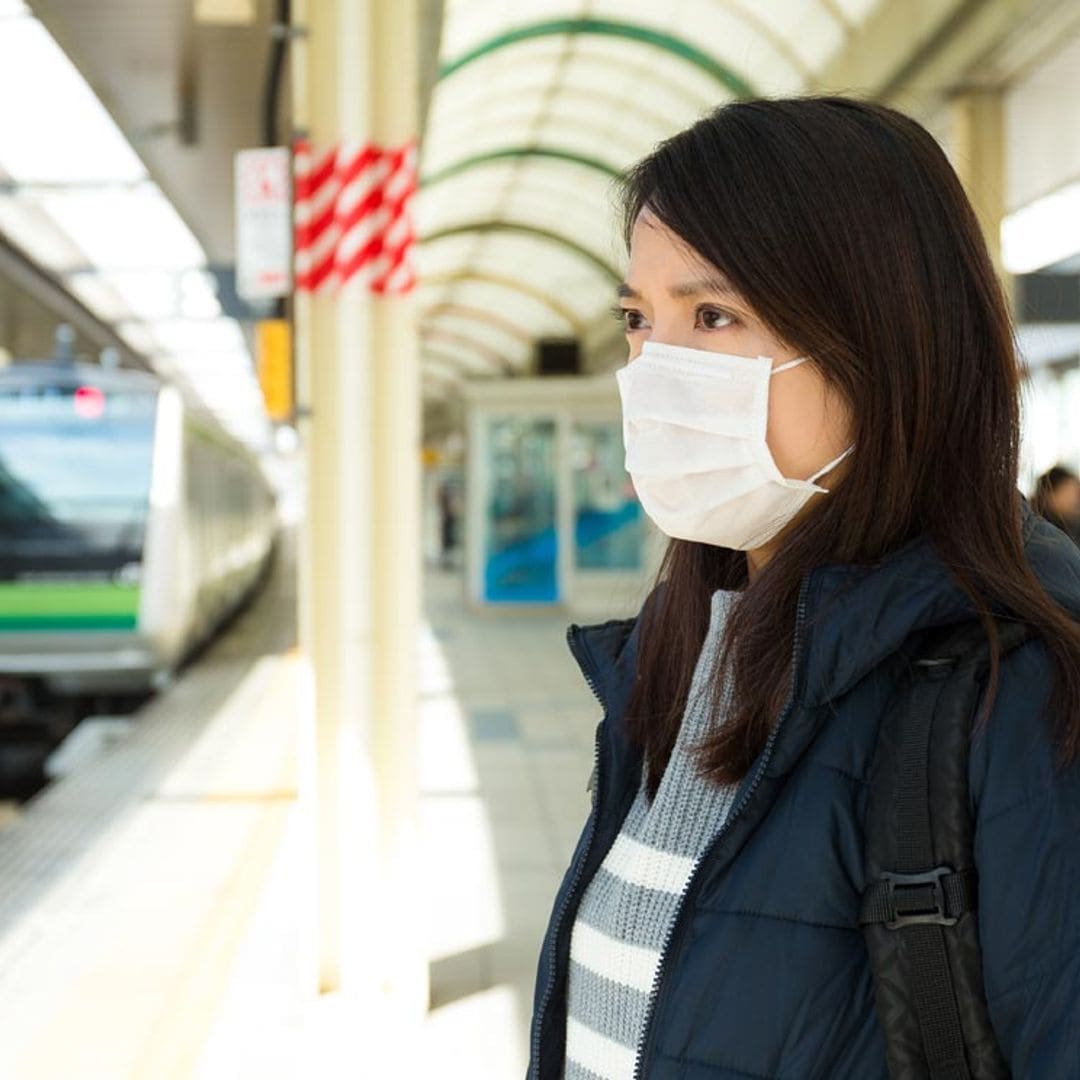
[
  {"left": 811, "top": 0, "right": 982, "bottom": 103},
  {"left": 420, "top": 327, "right": 516, "bottom": 374},
  {"left": 417, "top": 269, "right": 586, "bottom": 333},
  {"left": 421, "top": 302, "right": 535, "bottom": 345},
  {"left": 422, "top": 146, "right": 620, "bottom": 188},
  {"left": 420, "top": 222, "right": 620, "bottom": 282},
  {"left": 425, "top": 79, "right": 681, "bottom": 160},
  {"left": 438, "top": 17, "right": 756, "bottom": 97},
  {"left": 422, "top": 343, "right": 506, "bottom": 380}
]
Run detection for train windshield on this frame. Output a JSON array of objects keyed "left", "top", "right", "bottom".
[{"left": 0, "top": 386, "right": 157, "bottom": 553}]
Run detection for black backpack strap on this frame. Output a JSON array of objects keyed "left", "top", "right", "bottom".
[{"left": 860, "top": 617, "right": 1033, "bottom": 1080}]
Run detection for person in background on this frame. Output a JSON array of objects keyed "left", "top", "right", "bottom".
[
  {"left": 1032, "top": 465, "right": 1080, "bottom": 542},
  {"left": 438, "top": 475, "right": 461, "bottom": 569}
]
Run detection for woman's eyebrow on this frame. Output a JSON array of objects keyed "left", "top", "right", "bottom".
[{"left": 616, "top": 275, "right": 736, "bottom": 300}]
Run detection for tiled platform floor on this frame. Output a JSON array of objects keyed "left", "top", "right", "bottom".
[{"left": 417, "top": 571, "right": 608, "bottom": 1078}]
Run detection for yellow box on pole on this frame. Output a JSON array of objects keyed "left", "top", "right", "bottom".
[{"left": 256, "top": 319, "right": 293, "bottom": 422}]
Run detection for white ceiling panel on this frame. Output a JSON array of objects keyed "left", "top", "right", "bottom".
[{"left": 419, "top": 0, "right": 889, "bottom": 395}]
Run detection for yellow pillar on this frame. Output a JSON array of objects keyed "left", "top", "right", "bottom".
[
  {"left": 950, "top": 90, "right": 1010, "bottom": 292},
  {"left": 291, "top": 0, "right": 424, "bottom": 1040}
]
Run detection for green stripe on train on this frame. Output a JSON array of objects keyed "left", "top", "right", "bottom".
[{"left": 0, "top": 582, "right": 140, "bottom": 632}]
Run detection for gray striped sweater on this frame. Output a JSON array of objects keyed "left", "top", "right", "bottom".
[{"left": 563, "top": 588, "right": 740, "bottom": 1080}]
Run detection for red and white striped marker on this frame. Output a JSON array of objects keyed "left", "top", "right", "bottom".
[{"left": 293, "top": 136, "right": 418, "bottom": 295}]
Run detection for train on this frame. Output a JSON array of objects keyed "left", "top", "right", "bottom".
[{"left": 0, "top": 357, "right": 278, "bottom": 701}]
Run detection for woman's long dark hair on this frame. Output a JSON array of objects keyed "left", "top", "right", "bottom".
[{"left": 619, "top": 96, "right": 1080, "bottom": 801}]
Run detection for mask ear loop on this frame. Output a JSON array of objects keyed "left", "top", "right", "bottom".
[
  {"left": 808, "top": 444, "right": 855, "bottom": 488},
  {"left": 771, "top": 356, "right": 809, "bottom": 374}
]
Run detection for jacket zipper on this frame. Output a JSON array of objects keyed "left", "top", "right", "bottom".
[
  {"left": 529, "top": 624, "right": 607, "bottom": 1079},
  {"left": 630, "top": 576, "right": 813, "bottom": 1080}
]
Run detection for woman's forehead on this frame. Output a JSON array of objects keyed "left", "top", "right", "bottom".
[{"left": 626, "top": 229, "right": 738, "bottom": 301}]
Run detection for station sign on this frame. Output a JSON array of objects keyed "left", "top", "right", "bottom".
[{"left": 235, "top": 147, "right": 292, "bottom": 302}]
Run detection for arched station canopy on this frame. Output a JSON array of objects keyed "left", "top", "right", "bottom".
[{"left": 416, "top": 1, "right": 887, "bottom": 399}]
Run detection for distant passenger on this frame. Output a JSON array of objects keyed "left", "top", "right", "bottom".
[
  {"left": 437, "top": 476, "right": 460, "bottom": 569},
  {"left": 1032, "top": 465, "right": 1080, "bottom": 542}
]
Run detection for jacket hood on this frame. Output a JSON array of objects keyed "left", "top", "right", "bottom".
[{"left": 572, "top": 500, "right": 1080, "bottom": 716}]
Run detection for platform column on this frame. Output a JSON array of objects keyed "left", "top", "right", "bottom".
[
  {"left": 369, "top": 0, "right": 426, "bottom": 1026},
  {"left": 291, "top": 0, "right": 424, "bottom": 1041},
  {"left": 950, "top": 89, "right": 1009, "bottom": 287}
]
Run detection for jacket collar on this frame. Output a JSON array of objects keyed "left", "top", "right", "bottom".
[{"left": 571, "top": 500, "right": 1080, "bottom": 715}]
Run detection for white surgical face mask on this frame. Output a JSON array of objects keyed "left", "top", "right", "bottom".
[{"left": 615, "top": 339, "right": 854, "bottom": 550}]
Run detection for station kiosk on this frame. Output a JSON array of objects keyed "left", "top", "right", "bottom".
[{"left": 461, "top": 374, "right": 660, "bottom": 615}]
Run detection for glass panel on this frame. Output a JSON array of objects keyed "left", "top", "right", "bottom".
[
  {"left": 572, "top": 421, "right": 642, "bottom": 571},
  {"left": 484, "top": 417, "right": 558, "bottom": 603}
]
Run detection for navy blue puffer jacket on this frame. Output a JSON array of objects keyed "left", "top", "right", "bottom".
[{"left": 528, "top": 505, "right": 1080, "bottom": 1079}]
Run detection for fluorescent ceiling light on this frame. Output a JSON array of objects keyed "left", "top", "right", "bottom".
[
  {"left": 107, "top": 271, "right": 184, "bottom": 321},
  {"left": 67, "top": 267, "right": 223, "bottom": 323},
  {"left": 0, "top": 5, "right": 270, "bottom": 448},
  {"left": 179, "top": 270, "right": 223, "bottom": 319},
  {"left": 1002, "top": 181, "right": 1080, "bottom": 274},
  {"left": 41, "top": 184, "right": 205, "bottom": 271},
  {"left": 0, "top": 12, "right": 145, "bottom": 184},
  {"left": 135, "top": 318, "right": 247, "bottom": 357},
  {"left": 174, "top": 362, "right": 253, "bottom": 383}
]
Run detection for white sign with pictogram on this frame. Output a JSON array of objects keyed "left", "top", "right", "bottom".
[{"left": 235, "top": 147, "right": 292, "bottom": 301}]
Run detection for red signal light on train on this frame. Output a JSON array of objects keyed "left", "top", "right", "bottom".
[{"left": 73, "top": 385, "right": 105, "bottom": 419}]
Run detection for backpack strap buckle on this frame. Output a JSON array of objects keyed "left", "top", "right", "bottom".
[{"left": 860, "top": 866, "right": 976, "bottom": 930}]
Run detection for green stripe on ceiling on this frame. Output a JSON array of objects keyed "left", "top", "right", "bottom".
[
  {"left": 438, "top": 17, "right": 757, "bottom": 99},
  {"left": 0, "top": 582, "right": 140, "bottom": 633},
  {"left": 421, "top": 147, "right": 621, "bottom": 188},
  {"left": 421, "top": 222, "right": 620, "bottom": 282}
]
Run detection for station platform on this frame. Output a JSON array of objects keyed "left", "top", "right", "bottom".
[
  {"left": 0, "top": 537, "right": 302, "bottom": 1079},
  {"left": 418, "top": 571, "right": 603, "bottom": 1076},
  {"left": 0, "top": 535, "right": 606, "bottom": 1078}
]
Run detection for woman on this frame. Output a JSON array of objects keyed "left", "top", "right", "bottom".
[
  {"left": 1032, "top": 464, "right": 1080, "bottom": 543},
  {"left": 528, "top": 97, "right": 1080, "bottom": 1079}
]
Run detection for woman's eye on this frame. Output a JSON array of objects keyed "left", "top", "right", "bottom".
[
  {"left": 608, "top": 304, "right": 735, "bottom": 333},
  {"left": 610, "top": 305, "right": 647, "bottom": 332},
  {"left": 697, "top": 307, "right": 735, "bottom": 330}
]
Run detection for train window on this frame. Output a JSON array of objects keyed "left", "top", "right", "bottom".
[{"left": 0, "top": 388, "right": 157, "bottom": 554}]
